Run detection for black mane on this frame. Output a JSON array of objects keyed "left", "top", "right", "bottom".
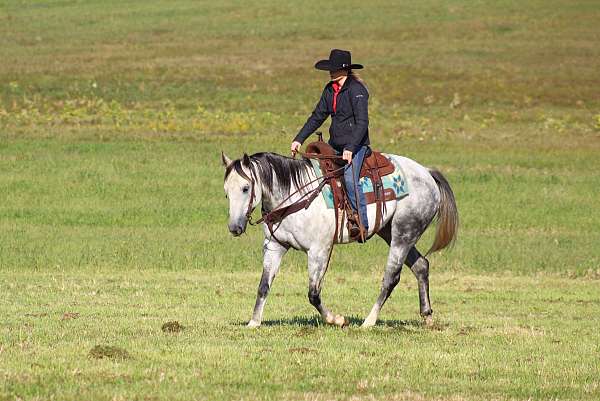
[{"left": 225, "top": 152, "right": 311, "bottom": 194}]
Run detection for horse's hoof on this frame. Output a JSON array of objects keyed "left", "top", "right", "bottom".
[
  {"left": 334, "top": 315, "right": 348, "bottom": 328},
  {"left": 361, "top": 318, "right": 376, "bottom": 328},
  {"left": 247, "top": 320, "right": 261, "bottom": 328},
  {"left": 423, "top": 315, "right": 434, "bottom": 327}
]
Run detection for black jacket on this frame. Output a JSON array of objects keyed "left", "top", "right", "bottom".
[{"left": 294, "top": 76, "right": 369, "bottom": 154}]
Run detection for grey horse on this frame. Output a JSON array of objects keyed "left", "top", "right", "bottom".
[{"left": 222, "top": 151, "right": 458, "bottom": 327}]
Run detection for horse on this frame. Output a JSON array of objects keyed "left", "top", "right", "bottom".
[{"left": 221, "top": 150, "right": 458, "bottom": 328}]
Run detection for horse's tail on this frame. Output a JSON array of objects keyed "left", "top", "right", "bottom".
[{"left": 426, "top": 169, "right": 459, "bottom": 256}]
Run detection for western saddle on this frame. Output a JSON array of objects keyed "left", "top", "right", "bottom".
[{"left": 303, "top": 136, "right": 396, "bottom": 243}]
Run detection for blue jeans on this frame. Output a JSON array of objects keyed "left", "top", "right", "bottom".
[{"left": 343, "top": 146, "right": 369, "bottom": 230}]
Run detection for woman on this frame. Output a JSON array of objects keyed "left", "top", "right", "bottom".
[{"left": 291, "top": 49, "right": 371, "bottom": 241}]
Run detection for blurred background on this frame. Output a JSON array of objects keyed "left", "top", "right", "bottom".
[{"left": 1, "top": 0, "right": 599, "bottom": 274}]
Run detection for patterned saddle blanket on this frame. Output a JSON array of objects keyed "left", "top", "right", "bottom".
[{"left": 309, "top": 154, "right": 409, "bottom": 209}]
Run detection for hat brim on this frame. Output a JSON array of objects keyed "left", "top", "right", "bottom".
[{"left": 314, "top": 60, "right": 363, "bottom": 71}]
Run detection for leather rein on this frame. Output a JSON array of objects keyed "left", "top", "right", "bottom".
[{"left": 244, "top": 151, "right": 347, "bottom": 243}]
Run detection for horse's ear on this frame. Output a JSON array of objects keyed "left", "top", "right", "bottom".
[
  {"left": 221, "top": 151, "right": 232, "bottom": 167},
  {"left": 242, "top": 153, "right": 251, "bottom": 167}
]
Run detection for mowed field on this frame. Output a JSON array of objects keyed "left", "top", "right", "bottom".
[{"left": 1, "top": 1, "right": 600, "bottom": 400}]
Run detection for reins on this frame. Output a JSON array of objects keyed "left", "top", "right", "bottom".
[{"left": 245, "top": 151, "right": 348, "bottom": 242}]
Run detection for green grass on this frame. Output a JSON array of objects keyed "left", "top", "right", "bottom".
[
  {"left": 1, "top": 269, "right": 599, "bottom": 400},
  {"left": 1, "top": 137, "right": 598, "bottom": 276},
  {"left": 1, "top": 0, "right": 600, "bottom": 400}
]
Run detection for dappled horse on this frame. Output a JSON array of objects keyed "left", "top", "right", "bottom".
[{"left": 221, "top": 148, "right": 458, "bottom": 327}]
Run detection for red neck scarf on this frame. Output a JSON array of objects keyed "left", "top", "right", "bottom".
[{"left": 332, "top": 81, "right": 341, "bottom": 113}]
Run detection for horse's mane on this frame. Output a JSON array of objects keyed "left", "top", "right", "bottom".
[{"left": 224, "top": 152, "right": 312, "bottom": 194}]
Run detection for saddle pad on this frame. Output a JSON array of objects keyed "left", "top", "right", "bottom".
[{"left": 309, "top": 154, "right": 409, "bottom": 209}]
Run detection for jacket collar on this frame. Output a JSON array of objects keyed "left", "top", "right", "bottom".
[{"left": 328, "top": 75, "right": 354, "bottom": 92}]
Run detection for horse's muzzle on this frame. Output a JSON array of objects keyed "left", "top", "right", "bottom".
[{"left": 228, "top": 221, "right": 247, "bottom": 236}]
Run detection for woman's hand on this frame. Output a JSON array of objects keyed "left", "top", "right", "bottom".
[
  {"left": 291, "top": 141, "right": 302, "bottom": 156},
  {"left": 342, "top": 149, "right": 353, "bottom": 163}
]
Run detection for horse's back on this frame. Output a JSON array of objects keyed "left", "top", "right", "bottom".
[
  {"left": 383, "top": 153, "right": 441, "bottom": 215},
  {"left": 384, "top": 154, "right": 436, "bottom": 186}
]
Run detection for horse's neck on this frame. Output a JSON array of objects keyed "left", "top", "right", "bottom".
[
  {"left": 259, "top": 164, "right": 315, "bottom": 213},
  {"left": 260, "top": 187, "right": 279, "bottom": 212},
  {"left": 259, "top": 181, "right": 292, "bottom": 212}
]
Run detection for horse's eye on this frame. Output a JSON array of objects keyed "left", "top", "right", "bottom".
[{"left": 242, "top": 186, "right": 249, "bottom": 193}]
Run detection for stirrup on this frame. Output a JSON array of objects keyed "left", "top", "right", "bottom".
[
  {"left": 356, "top": 225, "right": 368, "bottom": 243},
  {"left": 349, "top": 221, "right": 368, "bottom": 243}
]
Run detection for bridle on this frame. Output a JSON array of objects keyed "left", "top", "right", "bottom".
[
  {"left": 233, "top": 162, "right": 256, "bottom": 225},
  {"left": 244, "top": 172, "right": 257, "bottom": 225}
]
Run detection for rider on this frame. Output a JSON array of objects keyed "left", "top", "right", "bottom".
[{"left": 291, "top": 49, "right": 371, "bottom": 241}]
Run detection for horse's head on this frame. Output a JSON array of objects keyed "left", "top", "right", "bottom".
[{"left": 221, "top": 152, "right": 261, "bottom": 236}]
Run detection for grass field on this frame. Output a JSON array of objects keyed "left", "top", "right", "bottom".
[{"left": 1, "top": 1, "right": 599, "bottom": 400}]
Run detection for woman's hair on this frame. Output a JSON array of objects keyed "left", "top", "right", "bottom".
[{"left": 348, "top": 69, "right": 369, "bottom": 93}]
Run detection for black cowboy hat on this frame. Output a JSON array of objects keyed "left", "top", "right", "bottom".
[{"left": 314, "top": 49, "right": 363, "bottom": 71}]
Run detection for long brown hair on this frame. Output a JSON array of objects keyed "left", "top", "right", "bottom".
[{"left": 348, "top": 69, "right": 368, "bottom": 93}]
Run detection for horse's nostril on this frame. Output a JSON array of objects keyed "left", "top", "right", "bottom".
[{"left": 229, "top": 224, "right": 244, "bottom": 236}]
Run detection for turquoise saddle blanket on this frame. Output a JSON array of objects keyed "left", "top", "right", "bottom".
[{"left": 308, "top": 154, "right": 409, "bottom": 209}]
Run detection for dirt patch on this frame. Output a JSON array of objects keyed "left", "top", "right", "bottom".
[
  {"left": 61, "top": 312, "right": 80, "bottom": 320},
  {"left": 89, "top": 345, "right": 131, "bottom": 360},
  {"left": 161, "top": 321, "right": 184, "bottom": 333}
]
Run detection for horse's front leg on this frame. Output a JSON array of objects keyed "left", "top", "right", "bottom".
[
  {"left": 247, "top": 239, "right": 288, "bottom": 328},
  {"left": 307, "top": 245, "right": 348, "bottom": 327}
]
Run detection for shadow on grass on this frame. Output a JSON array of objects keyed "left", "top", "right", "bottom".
[{"left": 236, "top": 315, "right": 442, "bottom": 330}]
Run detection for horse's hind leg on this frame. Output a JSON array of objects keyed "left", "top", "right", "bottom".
[
  {"left": 362, "top": 239, "right": 410, "bottom": 327},
  {"left": 307, "top": 245, "right": 347, "bottom": 327},
  {"left": 405, "top": 247, "right": 434, "bottom": 325},
  {"left": 377, "top": 227, "right": 434, "bottom": 326}
]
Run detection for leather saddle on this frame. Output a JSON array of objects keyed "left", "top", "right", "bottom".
[
  {"left": 305, "top": 140, "right": 395, "bottom": 178},
  {"left": 303, "top": 139, "right": 396, "bottom": 242}
]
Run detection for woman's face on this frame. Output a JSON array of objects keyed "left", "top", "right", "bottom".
[{"left": 329, "top": 69, "right": 348, "bottom": 82}]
